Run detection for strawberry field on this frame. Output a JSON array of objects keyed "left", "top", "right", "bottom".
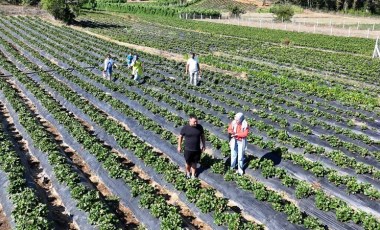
[{"left": 0, "top": 14, "right": 380, "bottom": 230}]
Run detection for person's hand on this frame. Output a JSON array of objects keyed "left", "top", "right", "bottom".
[{"left": 177, "top": 146, "right": 181, "bottom": 153}]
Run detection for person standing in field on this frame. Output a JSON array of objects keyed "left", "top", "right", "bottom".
[
  {"left": 103, "top": 54, "right": 117, "bottom": 81},
  {"left": 228, "top": 112, "right": 249, "bottom": 176},
  {"left": 126, "top": 52, "right": 134, "bottom": 68},
  {"left": 178, "top": 115, "right": 206, "bottom": 179},
  {"left": 131, "top": 55, "right": 143, "bottom": 83},
  {"left": 185, "top": 53, "right": 201, "bottom": 86}
]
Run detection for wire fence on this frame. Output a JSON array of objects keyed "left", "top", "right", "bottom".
[{"left": 181, "top": 14, "right": 380, "bottom": 39}]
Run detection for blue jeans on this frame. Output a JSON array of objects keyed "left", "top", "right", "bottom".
[
  {"left": 230, "top": 139, "right": 246, "bottom": 175},
  {"left": 134, "top": 73, "right": 142, "bottom": 82},
  {"left": 189, "top": 71, "right": 198, "bottom": 86}
]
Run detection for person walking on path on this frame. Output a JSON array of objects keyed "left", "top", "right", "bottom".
[
  {"left": 185, "top": 53, "right": 201, "bottom": 86},
  {"left": 228, "top": 112, "right": 249, "bottom": 175},
  {"left": 178, "top": 115, "right": 206, "bottom": 179},
  {"left": 131, "top": 55, "right": 144, "bottom": 83},
  {"left": 103, "top": 54, "right": 117, "bottom": 81}
]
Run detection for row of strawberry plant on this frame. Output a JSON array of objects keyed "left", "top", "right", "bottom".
[
  {"left": 26, "top": 15, "right": 380, "bottom": 117},
  {"left": 69, "top": 13, "right": 380, "bottom": 95},
  {"left": 0, "top": 30, "right": 263, "bottom": 229},
  {"left": 0, "top": 103, "right": 51, "bottom": 229},
  {"left": 2, "top": 25, "right": 321, "bottom": 229},
  {"left": 16, "top": 15, "right": 380, "bottom": 194},
  {"left": 129, "top": 72, "right": 380, "bottom": 199},
  {"left": 15, "top": 15, "right": 380, "bottom": 202},
  {"left": 21, "top": 16, "right": 380, "bottom": 146},
  {"left": 0, "top": 71, "right": 121, "bottom": 229},
  {"left": 5, "top": 16, "right": 380, "bottom": 228},
  {"left": 0, "top": 40, "right": 194, "bottom": 230}
]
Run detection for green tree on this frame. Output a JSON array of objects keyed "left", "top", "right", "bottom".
[
  {"left": 41, "top": 0, "right": 84, "bottom": 23},
  {"left": 270, "top": 4, "right": 295, "bottom": 22}
]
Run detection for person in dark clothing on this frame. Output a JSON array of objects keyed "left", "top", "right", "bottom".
[{"left": 178, "top": 115, "right": 206, "bottom": 179}]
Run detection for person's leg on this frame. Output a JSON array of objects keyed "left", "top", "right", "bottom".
[
  {"left": 189, "top": 72, "right": 194, "bottom": 85},
  {"left": 108, "top": 71, "right": 112, "bottom": 81},
  {"left": 237, "top": 140, "right": 246, "bottom": 175},
  {"left": 230, "top": 139, "right": 238, "bottom": 170},
  {"left": 193, "top": 71, "right": 198, "bottom": 86},
  {"left": 185, "top": 162, "right": 191, "bottom": 177},
  {"left": 191, "top": 162, "right": 197, "bottom": 178},
  {"left": 184, "top": 151, "right": 191, "bottom": 178},
  {"left": 190, "top": 151, "right": 201, "bottom": 178},
  {"left": 134, "top": 73, "right": 140, "bottom": 82}
]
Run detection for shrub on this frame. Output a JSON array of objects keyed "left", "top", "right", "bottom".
[
  {"left": 228, "top": 5, "right": 245, "bottom": 18},
  {"left": 270, "top": 4, "right": 294, "bottom": 22}
]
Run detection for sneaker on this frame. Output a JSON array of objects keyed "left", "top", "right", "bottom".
[
  {"left": 191, "top": 175, "right": 196, "bottom": 179},
  {"left": 186, "top": 173, "right": 191, "bottom": 179}
]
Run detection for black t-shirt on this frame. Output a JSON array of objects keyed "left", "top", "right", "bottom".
[{"left": 180, "top": 124, "right": 204, "bottom": 151}]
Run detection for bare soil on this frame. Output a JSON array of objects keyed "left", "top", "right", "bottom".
[
  {"left": 0, "top": 4, "right": 51, "bottom": 18},
  {"left": 0, "top": 206, "right": 10, "bottom": 230}
]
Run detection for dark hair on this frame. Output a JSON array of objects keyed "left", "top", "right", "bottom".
[
  {"left": 191, "top": 53, "right": 196, "bottom": 58},
  {"left": 189, "top": 114, "right": 197, "bottom": 119}
]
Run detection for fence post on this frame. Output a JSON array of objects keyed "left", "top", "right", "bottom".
[
  {"left": 348, "top": 27, "right": 351, "bottom": 37},
  {"left": 313, "top": 24, "right": 316, "bottom": 33},
  {"left": 186, "top": 13, "right": 188, "bottom": 20},
  {"left": 357, "top": 21, "right": 359, "bottom": 30},
  {"left": 373, "top": 24, "right": 375, "bottom": 31},
  {"left": 201, "top": 14, "right": 203, "bottom": 19},
  {"left": 367, "top": 28, "right": 370, "bottom": 38},
  {"left": 260, "top": 19, "right": 262, "bottom": 28},
  {"left": 330, "top": 25, "right": 333, "bottom": 35}
]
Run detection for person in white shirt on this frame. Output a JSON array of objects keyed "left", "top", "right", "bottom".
[
  {"left": 185, "top": 53, "right": 201, "bottom": 86},
  {"left": 103, "top": 54, "right": 117, "bottom": 81}
]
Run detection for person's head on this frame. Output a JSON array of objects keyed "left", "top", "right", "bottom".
[
  {"left": 106, "top": 54, "right": 111, "bottom": 59},
  {"left": 191, "top": 52, "right": 196, "bottom": 59},
  {"left": 135, "top": 55, "right": 139, "bottom": 60},
  {"left": 189, "top": 114, "right": 198, "bottom": 127},
  {"left": 234, "top": 112, "right": 244, "bottom": 124}
]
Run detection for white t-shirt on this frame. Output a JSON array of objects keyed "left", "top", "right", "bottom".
[{"left": 187, "top": 58, "right": 199, "bottom": 73}]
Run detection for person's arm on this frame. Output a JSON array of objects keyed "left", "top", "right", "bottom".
[
  {"left": 185, "top": 63, "right": 189, "bottom": 75},
  {"left": 227, "top": 123, "right": 234, "bottom": 134},
  {"left": 201, "top": 133, "right": 206, "bottom": 152},
  {"left": 197, "top": 62, "right": 201, "bottom": 76},
  {"left": 236, "top": 126, "right": 249, "bottom": 138},
  {"left": 177, "top": 135, "right": 183, "bottom": 152}
]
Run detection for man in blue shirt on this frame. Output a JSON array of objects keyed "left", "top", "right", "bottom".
[{"left": 126, "top": 53, "right": 134, "bottom": 68}]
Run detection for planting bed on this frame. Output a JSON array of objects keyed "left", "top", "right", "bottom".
[{"left": 0, "top": 15, "right": 379, "bottom": 230}]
